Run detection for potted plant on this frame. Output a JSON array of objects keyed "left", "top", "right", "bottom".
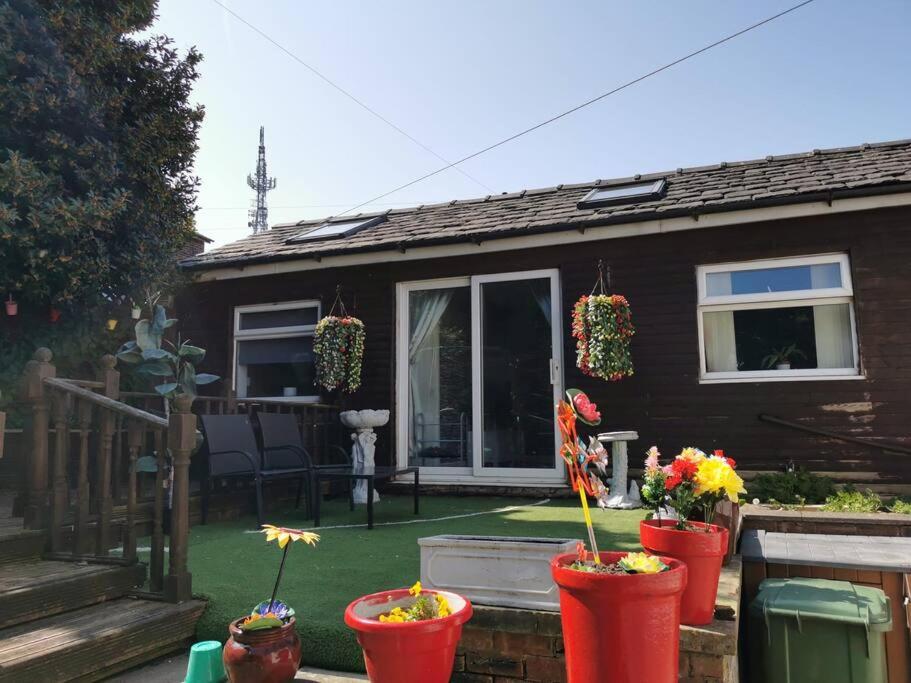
[
  {"left": 5, "top": 295, "right": 16, "bottom": 316},
  {"left": 551, "top": 547, "right": 687, "bottom": 682},
  {"left": 640, "top": 447, "right": 746, "bottom": 625},
  {"left": 223, "top": 524, "right": 319, "bottom": 683},
  {"left": 344, "top": 580, "right": 472, "bottom": 683},
  {"left": 313, "top": 313, "right": 366, "bottom": 393},
  {"left": 762, "top": 343, "right": 806, "bottom": 370}
]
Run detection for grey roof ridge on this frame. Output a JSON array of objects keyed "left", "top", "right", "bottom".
[{"left": 269, "top": 138, "right": 911, "bottom": 230}]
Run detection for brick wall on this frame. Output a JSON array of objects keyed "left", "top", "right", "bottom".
[{"left": 453, "top": 558, "right": 741, "bottom": 683}]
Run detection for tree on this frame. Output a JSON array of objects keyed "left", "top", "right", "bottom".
[{"left": 0, "top": 0, "right": 203, "bottom": 393}]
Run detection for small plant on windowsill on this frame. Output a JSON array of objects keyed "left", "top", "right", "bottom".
[{"left": 762, "top": 343, "right": 806, "bottom": 370}]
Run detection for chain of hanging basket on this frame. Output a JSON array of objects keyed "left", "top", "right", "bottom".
[
  {"left": 313, "top": 287, "right": 366, "bottom": 393},
  {"left": 572, "top": 261, "right": 635, "bottom": 381}
]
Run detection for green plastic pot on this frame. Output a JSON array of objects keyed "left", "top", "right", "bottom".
[{"left": 185, "top": 640, "right": 226, "bottom": 683}]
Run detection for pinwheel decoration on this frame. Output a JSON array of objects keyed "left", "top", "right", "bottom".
[{"left": 557, "top": 389, "right": 607, "bottom": 562}]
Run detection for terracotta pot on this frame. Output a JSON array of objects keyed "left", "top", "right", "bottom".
[
  {"left": 49, "top": 307, "right": 62, "bottom": 323},
  {"left": 344, "top": 588, "right": 472, "bottom": 683},
  {"left": 223, "top": 616, "right": 301, "bottom": 683},
  {"left": 640, "top": 519, "right": 728, "bottom": 625},
  {"left": 551, "top": 551, "right": 687, "bottom": 683},
  {"left": 4, "top": 299, "right": 16, "bottom": 316}
]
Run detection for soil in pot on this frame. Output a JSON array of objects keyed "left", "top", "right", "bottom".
[
  {"left": 640, "top": 519, "right": 728, "bottom": 626},
  {"left": 344, "top": 588, "right": 472, "bottom": 683},
  {"left": 551, "top": 551, "right": 687, "bottom": 683},
  {"left": 223, "top": 616, "right": 301, "bottom": 683}
]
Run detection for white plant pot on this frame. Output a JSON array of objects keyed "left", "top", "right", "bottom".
[
  {"left": 776, "top": 362, "right": 791, "bottom": 370},
  {"left": 340, "top": 409, "right": 390, "bottom": 430},
  {"left": 419, "top": 535, "right": 578, "bottom": 611}
]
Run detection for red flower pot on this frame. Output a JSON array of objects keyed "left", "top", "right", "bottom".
[
  {"left": 551, "top": 551, "right": 687, "bottom": 683},
  {"left": 344, "top": 588, "right": 472, "bottom": 683},
  {"left": 223, "top": 616, "right": 302, "bottom": 683},
  {"left": 4, "top": 299, "right": 16, "bottom": 316},
  {"left": 49, "top": 307, "right": 62, "bottom": 323},
  {"left": 640, "top": 519, "right": 729, "bottom": 626}
]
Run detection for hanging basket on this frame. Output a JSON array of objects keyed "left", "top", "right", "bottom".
[
  {"left": 572, "top": 271, "right": 635, "bottom": 382},
  {"left": 314, "top": 315, "right": 366, "bottom": 393}
]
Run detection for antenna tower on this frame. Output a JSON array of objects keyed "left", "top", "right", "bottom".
[{"left": 246, "top": 126, "right": 277, "bottom": 233}]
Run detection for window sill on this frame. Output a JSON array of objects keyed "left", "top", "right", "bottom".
[
  {"left": 239, "top": 395, "right": 323, "bottom": 403},
  {"left": 699, "top": 373, "right": 865, "bottom": 385}
]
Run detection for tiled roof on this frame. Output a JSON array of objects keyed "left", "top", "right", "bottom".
[{"left": 183, "top": 139, "right": 911, "bottom": 270}]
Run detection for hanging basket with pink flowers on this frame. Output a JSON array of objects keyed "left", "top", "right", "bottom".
[{"left": 313, "top": 289, "right": 366, "bottom": 393}]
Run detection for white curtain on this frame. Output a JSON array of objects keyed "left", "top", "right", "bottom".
[
  {"left": 409, "top": 291, "right": 453, "bottom": 456},
  {"left": 703, "top": 311, "right": 737, "bottom": 372},
  {"left": 814, "top": 303, "right": 853, "bottom": 368}
]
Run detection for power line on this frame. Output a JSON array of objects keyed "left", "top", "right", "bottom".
[
  {"left": 210, "top": 0, "right": 493, "bottom": 193},
  {"left": 335, "top": 0, "right": 818, "bottom": 217}
]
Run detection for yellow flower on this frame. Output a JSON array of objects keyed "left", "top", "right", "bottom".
[
  {"left": 260, "top": 524, "right": 320, "bottom": 549},
  {"left": 435, "top": 593, "right": 451, "bottom": 617},
  {"left": 618, "top": 552, "right": 668, "bottom": 574},
  {"left": 379, "top": 607, "right": 408, "bottom": 623},
  {"left": 694, "top": 457, "right": 746, "bottom": 502},
  {"left": 409, "top": 581, "right": 422, "bottom": 596},
  {"left": 677, "top": 447, "right": 706, "bottom": 464}
]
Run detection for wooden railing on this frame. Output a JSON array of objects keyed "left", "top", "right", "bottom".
[{"left": 21, "top": 348, "right": 194, "bottom": 602}]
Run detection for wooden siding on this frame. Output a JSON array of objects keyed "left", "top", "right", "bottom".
[{"left": 179, "top": 205, "right": 911, "bottom": 482}]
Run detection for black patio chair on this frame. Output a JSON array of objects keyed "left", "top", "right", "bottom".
[{"left": 198, "top": 414, "right": 311, "bottom": 526}]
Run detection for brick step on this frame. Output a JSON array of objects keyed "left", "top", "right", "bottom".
[
  {"left": 0, "top": 560, "right": 145, "bottom": 629},
  {"left": 0, "top": 597, "right": 206, "bottom": 683}
]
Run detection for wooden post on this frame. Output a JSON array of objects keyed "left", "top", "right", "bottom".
[
  {"left": 165, "top": 395, "right": 196, "bottom": 603},
  {"left": 94, "top": 355, "right": 119, "bottom": 555},
  {"left": 123, "top": 420, "right": 142, "bottom": 563},
  {"left": 149, "top": 428, "right": 165, "bottom": 593},
  {"left": 48, "top": 389, "right": 70, "bottom": 553},
  {"left": 74, "top": 400, "right": 93, "bottom": 555},
  {"left": 23, "top": 348, "right": 55, "bottom": 529}
]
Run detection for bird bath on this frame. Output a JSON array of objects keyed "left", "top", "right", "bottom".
[
  {"left": 597, "top": 430, "right": 642, "bottom": 509},
  {"left": 340, "top": 409, "right": 390, "bottom": 504}
]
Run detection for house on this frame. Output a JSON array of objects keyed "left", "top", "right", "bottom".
[{"left": 179, "top": 139, "right": 911, "bottom": 491}]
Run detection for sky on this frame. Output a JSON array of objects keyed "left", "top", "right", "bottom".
[{"left": 148, "top": 1, "right": 911, "bottom": 248}]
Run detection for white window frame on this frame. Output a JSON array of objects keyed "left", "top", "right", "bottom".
[
  {"left": 696, "top": 253, "right": 862, "bottom": 384},
  {"left": 233, "top": 299, "right": 322, "bottom": 402}
]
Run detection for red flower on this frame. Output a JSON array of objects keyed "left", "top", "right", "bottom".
[{"left": 572, "top": 392, "right": 601, "bottom": 424}]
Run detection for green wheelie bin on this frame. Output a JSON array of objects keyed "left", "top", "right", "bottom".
[{"left": 748, "top": 577, "right": 893, "bottom": 683}]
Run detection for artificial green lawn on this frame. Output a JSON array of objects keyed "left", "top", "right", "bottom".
[{"left": 184, "top": 495, "right": 646, "bottom": 672}]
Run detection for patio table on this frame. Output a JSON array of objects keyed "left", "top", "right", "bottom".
[{"left": 312, "top": 465, "right": 419, "bottom": 530}]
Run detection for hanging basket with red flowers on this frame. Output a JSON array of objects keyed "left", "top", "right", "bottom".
[
  {"left": 313, "top": 289, "right": 366, "bottom": 393},
  {"left": 572, "top": 293, "right": 635, "bottom": 381}
]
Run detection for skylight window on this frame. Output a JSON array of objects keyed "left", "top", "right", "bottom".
[
  {"left": 578, "top": 179, "right": 666, "bottom": 208},
  {"left": 286, "top": 215, "right": 385, "bottom": 243}
]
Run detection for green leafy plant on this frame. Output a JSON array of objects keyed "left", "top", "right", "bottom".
[
  {"left": 116, "top": 304, "right": 218, "bottom": 401},
  {"left": 888, "top": 497, "right": 911, "bottom": 515},
  {"left": 750, "top": 469, "right": 835, "bottom": 505},
  {"left": 762, "top": 344, "right": 806, "bottom": 369},
  {"left": 572, "top": 294, "right": 635, "bottom": 381},
  {"left": 822, "top": 486, "right": 882, "bottom": 513}
]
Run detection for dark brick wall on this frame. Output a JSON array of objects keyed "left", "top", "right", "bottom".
[{"left": 179, "top": 205, "right": 911, "bottom": 482}]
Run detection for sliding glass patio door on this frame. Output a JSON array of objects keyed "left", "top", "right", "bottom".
[{"left": 397, "top": 270, "right": 563, "bottom": 483}]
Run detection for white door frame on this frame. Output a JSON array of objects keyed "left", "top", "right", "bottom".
[
  {"left": 470, "top": 269, "right": 564, "bottom": 481},
  {"left": 395, "top": 270, "right": 564, "bottom": 485}
]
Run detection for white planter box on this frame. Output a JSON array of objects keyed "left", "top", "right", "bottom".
[{"left": 418, "top": 535, "right": 578, "bottom": 611}]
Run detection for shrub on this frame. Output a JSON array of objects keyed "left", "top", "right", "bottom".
[
  {"left": 823, "top": 487, "right": 882, "bottom": 513},
  {"left": 749, "top": 469, "right": 836, "bottom": 505},
  {"left": 888, "top": 497, "right": 911, "bottom": 515}
]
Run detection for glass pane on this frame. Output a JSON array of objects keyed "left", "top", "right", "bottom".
[
  {"left": 706, "top": 262, "right": 842, "bottom": 297},
  {"left": 585, "top": 180, "right": 662, "bottom": 203},
  {"left": 407, "top": 287, "right": 471, "bottom": 468},
  {"left": 237, "top": 336, "right": 315, "bottom": 396},
  {"left": 481, "top": 278, "right": 554, "bottom": 469},
  {"left": 703, "top": 303, "right": 854, "bottom": 373},
  {"left": 239, "top": 307, "right": 318, "bottom": 330}
]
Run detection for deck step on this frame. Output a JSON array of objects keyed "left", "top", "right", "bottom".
[
  {"left": 0, "top": 517, "right": 44, "bottom": 564},
  {"left": 0, "top": 597, "right": 206, "bottom": 683},
  {"left": 0, "top": 560, "right": 146, "bottom": 629}
]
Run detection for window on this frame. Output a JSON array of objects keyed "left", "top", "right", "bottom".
[
  {"left": 233, "top": 300, "right": 321, "bottom": 400},
  {"left": 286, "top": 216, "right": 384, "bottom": 243},
  {"left": 697, "top": 254, "right": 860, "bottom": 383},
  {"left": 578, "top": 179, "right": 666, "bottom": 208}
]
